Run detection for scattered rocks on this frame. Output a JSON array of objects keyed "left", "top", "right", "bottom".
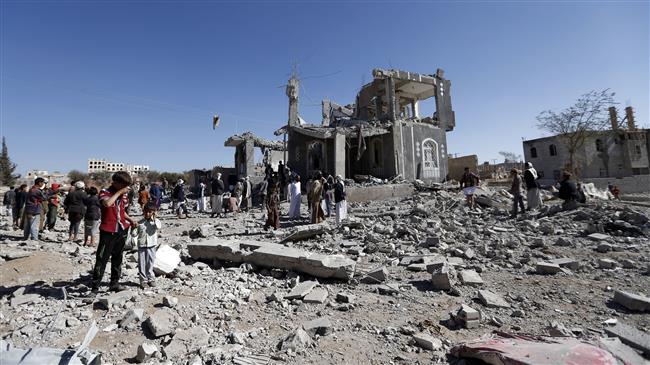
[{"left": 136, "top": 342, "right": 158, "bottom": 363}]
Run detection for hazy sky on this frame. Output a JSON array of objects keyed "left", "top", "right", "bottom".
[{"left": 1, "top": 0, "right": 648, "bottom": 175}]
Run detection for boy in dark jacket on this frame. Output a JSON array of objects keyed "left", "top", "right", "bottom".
[{"left": 23, "top": 178, "right": 47, "bottom": 240}]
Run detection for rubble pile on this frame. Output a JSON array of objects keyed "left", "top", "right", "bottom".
[{"left": 0, "top": 187, "right": 649, "bottom": 364}]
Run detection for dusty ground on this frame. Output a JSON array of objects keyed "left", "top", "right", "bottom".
[{"left": 1, "top": 189, "right": 649, "bottom": 364}]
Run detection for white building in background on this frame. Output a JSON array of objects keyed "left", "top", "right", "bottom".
[{"left": 88, "top": 158, "right": 150, "bottom": 174}]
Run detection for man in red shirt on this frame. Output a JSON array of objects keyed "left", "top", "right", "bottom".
[{"left": 91, "top": 171, "right": 138, "bottom": 293}]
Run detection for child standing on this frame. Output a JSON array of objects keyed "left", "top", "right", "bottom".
[{"left": 135, "top": 202, "right": 161, "bottom": 288}]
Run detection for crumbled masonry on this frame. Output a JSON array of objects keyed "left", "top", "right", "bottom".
[{"left": 0, "top": 184, "right": 648, "bottom": 364}]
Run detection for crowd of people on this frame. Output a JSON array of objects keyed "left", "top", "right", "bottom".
[{"left": 2, "top": 164, "right": 350, "bottom": 293}]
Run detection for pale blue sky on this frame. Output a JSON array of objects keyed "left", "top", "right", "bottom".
[{"left": 1, "top": 0, "right": 648, "bottom": 174}]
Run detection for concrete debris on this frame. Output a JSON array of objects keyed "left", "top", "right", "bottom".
[
  {"left": 162, "top": 295, "right": 179, "bottom": 308},
  {"left": 459, "top": 270, "right": 483, "bottom": 286},
  {"left": 188, "top": 239, "right": 356, "bottom": 280},
  {"left": 144, "top": 308, "right": 176, "bottom": 337},
  {"left": 612, "top": 290, "right": 650, "bottom": 312},
  {"left": 1, "top": 181, "right": 648, "bottom": 364},
  {"left": 136, "top": 342, "right": 158, "bottom": 363},
  {"left": 587, "top": 233, "right": 610, "bottom": 241},
  {"left": 0, "top": 321, "right": 100, "bottom": 365},
  {"left": 97, "top": 290, "right": 136, "bottom": 310},
  {"left": 119, "top": 308, "right": 144, "bottom": 328},
  {"left": 455, "top": 304, "right": 480, "bottom": 329},
  {"left": 302, "top": 317, "right": 332, "bottom": 337},
  {"left": 163, "top": 327, "right": 209, "bottom": 359},
  {"left": 153, "top": 244, "right": 181, "bottom": 275},
  {"left": 478, "top": 290, "right": 510, "bottom": 308},
  {"left": 430, "top": 262, "right": 454, "bottom": 290},
  {"left": 412, "top": 332, "right": 443, "bottom": 351},
  {"left": 277, "top": 327, "right": 313, "bottom": 352},
  {"left": 603, "top": 323, "right": 650, "bottom": 356},
  {"left": 361, "top": 266, "right": 389, "bottom": 283},
  {"left": 536, "top": 262, "right": 563, "bottom": 275},
  {"left": 285, "top": 280, "right": 318, "bottom": 300},
  {"left": 303, "top": 288, "right": 328, "bottom": 304}
]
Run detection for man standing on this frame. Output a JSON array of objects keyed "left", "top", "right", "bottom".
[
  {"left": 173, "top": 179, "right": 189, "bottom": 219},
  {"left": 210, "top": 173, "right": 225, "bottom": 218},
  {"left": 149, "top": 182, "right": 162, "bottom": 209},
  {"left": 558, "top": 171, "right": 578, "bottom": 211},
  {"left": 23, "top": 178, "right": 47, "bottom": 240},
  {"left": 460, "top": 167, "right": 480, "bottom": 209},
  {"left": 91, "top": 171, "right": 138, "bottom": 293},
  {"left": 509, "top": 169, "right": 525, "bottom": 218},
  {"left": 524, "top": 162, "right": 543, "bottom": 210},
  {"left": 3, "top": 187, "right": 15, "bottom": 218},
  {"left": 243, "top": 176, "right": 252, "bottom": 211},
  {"left": 258, "top": 177, "right": 268, "bottom": 212},
  {"left": 46, "top": 183, "right": 61, "bottom": 231},
  {"left": 278, "top": 161, "right": 286, "bottom": 201},
  {"left": 309, "top": 171, "right": 325, "bottom": 224},
  {"left": 13, "top": 184, "right": 27, "bottom": 230}
]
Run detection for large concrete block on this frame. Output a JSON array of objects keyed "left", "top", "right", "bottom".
[
  {"left": 188, "top": 239, "right": 356, "bottom": 280},
  {"left": 613, "top": 290, "right": 650, "bottom": 312},
  {"left": 153, "top": 245, "right": 181, "bottom": 275}
]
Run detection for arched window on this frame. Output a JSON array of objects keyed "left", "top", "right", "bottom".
[
  {"left": 307, "top": 141, "right": 324, "bottom": 172},
  {"left": 530, "top": 147, "right": 537, "bottom": 158},
  {"left": 549, "top": 144, "right": 557, "bottom": 156},
  {"left": 421, "top": 138, "right": 440, "bottom": 179},
  {"left": 595, "top": 139, "right": 604, "bottom": 152}
]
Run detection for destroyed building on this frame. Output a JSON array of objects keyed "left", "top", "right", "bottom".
[
  {"left": 277, "top": 68, "right": 456, "bottom": 182},
  {"left": 523, "top": 107, "right": 650, "bottom": 183},
  {"left": 224, "top": 131, "right": 286, "bottom": 179}
]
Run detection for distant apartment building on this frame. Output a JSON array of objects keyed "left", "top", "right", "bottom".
[
  {"left": 522, "top": 106, "right": 649, "bottom": 183},
  {"left": 88, "top": 159, "right": 150, "bottom": 174}
]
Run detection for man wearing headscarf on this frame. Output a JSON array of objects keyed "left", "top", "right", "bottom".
[
  {"left": 523, "top": 162, "right": 543, "bottom": 210},
  {"left": 334, "top": 175, "right": 348, "bottom": 224},
  {"left": 309, "top": 171, "right": 325, "bottom": 224},
  {"left": 65, "top": 181, "right": 88, "bottom": 241}
]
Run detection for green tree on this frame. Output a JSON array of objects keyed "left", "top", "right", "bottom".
[{"left": 0, "top": 137, "right": 20, "bottom": 186}]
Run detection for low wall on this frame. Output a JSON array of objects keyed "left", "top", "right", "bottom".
[
  {"left": 582, "top": 175, "right": 650, "bottom": 194},
  {"left": 346, "top": 184, "right": 415, "bottom": 203}
]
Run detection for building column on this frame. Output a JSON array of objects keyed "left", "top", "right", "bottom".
[
  {"left": 242, "top": 140, "right": 255, "bottom": 178},
  {"left": 334, "top": 131, "right": 346, "bottom": 178}
]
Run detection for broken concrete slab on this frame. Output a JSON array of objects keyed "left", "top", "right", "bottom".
[
  {"left": 598, "top": 258, "right": 618, "bottom": 269},
  {"left": 285, "top": 281, "right": 318, "bottom": 300},
  {"left": 459, "top": 270, "right": 483, "bottom": 286},
  {"left": 536, "top": 262, "right": 562, "bottom": 275},
  {"left": 361, "top": 266, "right": 389, "bottom": 284},
  {"left": 612, "top": 290, "right": 650, "bottom": 312},
  {"left": 281, "top": 222, "right": 328, "bottom": 242},
  {"left": 163, "top": 327, "right": 209, "bottom": 359},
  {"left": 188, "top": 239, "right": 356, "bottom": 280},
  {"left": 303, "top": 288, "right": 328, "bottom": 304},
  {"left": 97, "top": 290, "right": 135, "bottom": 310},
  {"left": 456, "top": 304, "right": 480, "bottom": 329},
  {"left": 153, "top": 245, "right": 181, "bottom": 275},
  {"left": 302, "top": 317, "right": 332, "bottom": 337},
  {"left": 587, "top": 233, "right": 610, "bottom": 241},
  {"left": 412, "top": 332, "right": 442, "bottom": 351},
  {"left": 144, "top": 308, "right": 176, "bottom": 338},
  {"left": 478, "top": 290, "right": 510, "bottom": 308},
  {"left": 163, "top": 296, "right": 179, "bottom": 308},
  {"left": 597, "top": 337, "right": 647, "bottom": 365},
  {"left": 549, "top": 258, "right": 579, "bottom": 271},
  {"left": 603, "top": 323, "right": 650, "bottom": 356}
]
